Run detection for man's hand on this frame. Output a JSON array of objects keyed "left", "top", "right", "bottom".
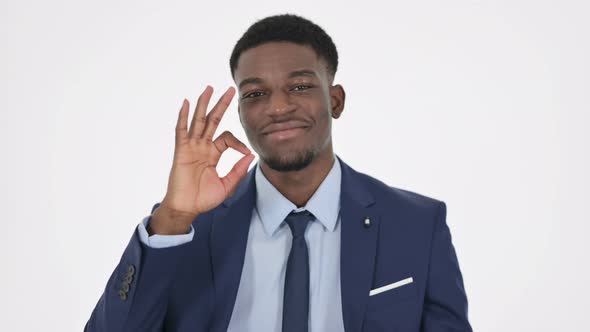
[{"left": 149, "top": 86, "right": 255, "bottom": 235}]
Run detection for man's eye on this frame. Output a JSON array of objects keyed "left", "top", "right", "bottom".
[
  {"left": 292, "top": 84, "right": 312, "bottom": 91},
  {"left": 244, "top": 91, "right": 264, "bottom": 99}
]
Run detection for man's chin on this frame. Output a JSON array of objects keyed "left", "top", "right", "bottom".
[{"left": 262, "top": 149, "right": 316, "bottom": 172}]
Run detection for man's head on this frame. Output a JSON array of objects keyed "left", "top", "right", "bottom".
[{"left": 229, "top": 14, "right": 345, "bottom": 172}]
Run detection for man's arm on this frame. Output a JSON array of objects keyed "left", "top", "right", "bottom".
[
  {"left": 421, "top": 202, "right": 473, "bottom": 331},
  {"left": 84, "top": 203, "right": 195, "bottom": 332},
  {"left": 84, "top": 87, "right": 253, "bottom": 331}
]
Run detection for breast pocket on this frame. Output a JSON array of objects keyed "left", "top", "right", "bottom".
[{"left": 366, "top": 277, "right": 418, "bottom": 312}]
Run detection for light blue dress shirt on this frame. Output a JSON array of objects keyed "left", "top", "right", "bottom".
[{"left": 137, "top": 155, "right": 345, "bottom": 332}]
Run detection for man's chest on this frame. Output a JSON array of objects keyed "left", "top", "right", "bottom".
[{"left": 227, "top": 216, "right": 345, "bottom": 332}]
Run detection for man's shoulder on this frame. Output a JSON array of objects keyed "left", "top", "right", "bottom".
[
  {"left": 349, "top": 168, "right": 445, "bottom": 234},
  {"left": 351, "top": 167, "right": 443, "bottom": 213}
]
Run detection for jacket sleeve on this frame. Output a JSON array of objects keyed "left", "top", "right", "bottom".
[
  {"left": 84, "top": 203, "right": 195, "bottom": 332},
  {"left": 420, "top": 202, "right": 473, "bottom": 332}
]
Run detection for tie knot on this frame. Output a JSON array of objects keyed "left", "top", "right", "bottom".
[{"left": 285, "top": 210, "right": 314, "bottom": 238}]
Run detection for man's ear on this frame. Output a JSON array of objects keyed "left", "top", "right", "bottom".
[{"left": 330, "top": 84, "right": 345, "bottom": 119}]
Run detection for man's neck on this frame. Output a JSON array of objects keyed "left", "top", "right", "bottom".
[{"left": 259, "top": 149, "right": 335, "bottom": 208}]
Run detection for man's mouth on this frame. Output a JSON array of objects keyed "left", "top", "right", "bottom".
[
  {"left": 263, "top": 126, "right": 309, "bottom": 140},
  {"left": 262, "top": 120, "right": 309, "bottom": 135}
]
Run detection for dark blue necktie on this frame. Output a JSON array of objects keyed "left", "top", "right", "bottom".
[{"left": 282, "top": 210, "right": 314, "bottom": 332}]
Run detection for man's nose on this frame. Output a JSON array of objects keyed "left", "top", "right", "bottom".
[{"left": 267, "top": 90, "right": 297, "bottom": 116}]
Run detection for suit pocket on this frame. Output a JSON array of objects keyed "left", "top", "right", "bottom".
[{"left": 366, "top": 277, "right": 417, "bottom": 312}]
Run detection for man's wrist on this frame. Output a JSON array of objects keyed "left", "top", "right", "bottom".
[{"left": 148, "top": 206, "right": 198, "bottom": 235}]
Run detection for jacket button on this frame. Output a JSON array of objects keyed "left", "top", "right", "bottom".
[
  {"left": 127, "top": 264, "right": 136, "bottom": 275},
  {"left": 363, "top": 217, "right": 371, "bottom": 228},
  {"left": 118, "top": 290, "right": 127, "bottom": 301},
  {"left": 121, "top": 282, "right": 130, "bottom": 293}
]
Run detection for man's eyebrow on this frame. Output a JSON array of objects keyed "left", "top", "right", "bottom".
[
  {"left": 238, "top": 69, "right": 318, "bottom": 90},
  {"left": 288, "top": 69, "right": 318, "bottom": 79},
  {"left": 238, "top": 77, "right": 263, "bottom": 90}
]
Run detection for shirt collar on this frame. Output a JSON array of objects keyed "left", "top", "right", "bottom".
[{"left": 254, "top": 154, "right": 342, "bottom": 237}]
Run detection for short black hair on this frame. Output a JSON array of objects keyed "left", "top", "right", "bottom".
[{"left": 229, "top": 14, "right": 339, "bottom": 83}]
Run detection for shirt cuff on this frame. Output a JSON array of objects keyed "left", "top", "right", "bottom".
[{"left": 137, "top": 215, "right": 195, "bottom": 248}]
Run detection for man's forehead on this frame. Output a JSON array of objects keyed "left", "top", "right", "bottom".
[{"left": 234, "top": 42, "right": 326, "bottom": 83}]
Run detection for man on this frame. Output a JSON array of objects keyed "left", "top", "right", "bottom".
[{"left": 85, "top": 14, "right": 472, "bottom": 332}]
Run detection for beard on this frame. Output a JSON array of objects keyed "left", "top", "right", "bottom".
[{"left": 261, "top": 146, "right": 318, "bottom": 172}]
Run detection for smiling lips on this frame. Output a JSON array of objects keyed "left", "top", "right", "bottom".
[{"left": 263, "top": 121, "right": 309, "bottom": 140}]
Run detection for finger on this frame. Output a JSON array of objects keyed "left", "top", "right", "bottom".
[
  {"left": 220, "top": 153, "right": 256, "bottom": 196},
  {"left": 188, "top": 86, "right": 213, "bottom": 139},
  {"left": 175, "top": 99, "right": 189, "bottom": 146},
  {"left": 202, "top": 86, "right": 236, "bottom": 140},
  {"left": 213, "top": 131, "right": 252, "bottom": 156}
]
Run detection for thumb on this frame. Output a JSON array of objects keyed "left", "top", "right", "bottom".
[{"left": 221, "top": 154, "right": 255, "bottom": 196}]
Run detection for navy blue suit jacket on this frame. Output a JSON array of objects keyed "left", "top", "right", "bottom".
[{"left": 85, "top": 157, "right": 472, "bottom": 331}]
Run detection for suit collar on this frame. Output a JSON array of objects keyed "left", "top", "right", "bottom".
[
  {"left": 222, "top": 154, "right": 375, "bottom": 209},
  {"left": 253, "top": 154, "right": 342, "bottom": 236}
]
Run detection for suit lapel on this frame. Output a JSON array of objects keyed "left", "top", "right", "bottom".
[
  {"left": 210, "top": 165, "right": 257, "bottom": 332},
  {"left": 338, "top": 157, "right": 380, "bottom": 332}
]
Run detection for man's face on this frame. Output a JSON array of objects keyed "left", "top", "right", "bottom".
[{"left": 234, "top": 42, "right": 343, "bottom": 172}]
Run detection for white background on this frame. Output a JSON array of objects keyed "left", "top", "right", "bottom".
[{"left": 1, "top": 0, "right": 588, "bottom": 331}]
